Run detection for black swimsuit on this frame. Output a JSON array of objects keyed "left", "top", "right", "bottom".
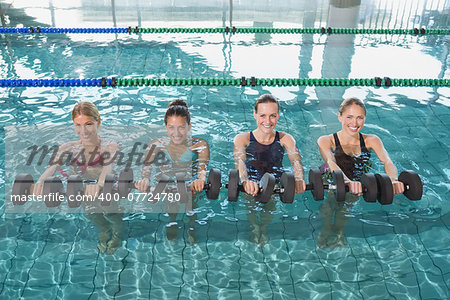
[
  {"left": 245, "top": 131, "right": 284, "bottom": 182},
  {"left": 333, "top": 133, "right": 371, "bottom": 181}
]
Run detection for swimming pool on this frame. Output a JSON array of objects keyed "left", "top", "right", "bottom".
[{"left": 0, "top": 0, "right": 449, "bottom": 299}]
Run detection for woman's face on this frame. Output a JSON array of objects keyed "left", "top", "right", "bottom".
[
  {"left": 166, "top": 115, "right": 190, "bottom": 145},
  {"left": 253, "top": 102, "right": 280, "bottom": 134},
  {"left": 338, "top": 104, "right": 366, "bottom": 136},
  {"left": 73, "top": 114, "right": 100, "bottom": 142}
]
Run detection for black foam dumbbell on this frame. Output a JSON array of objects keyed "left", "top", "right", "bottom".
[
  {"left": 226, "top": 170, "right": 276, "bottom": 203},
  {"left": 66, "top": 174, "right": 115, "bottom": 207},
  {"left": 309, "top": 169, "right": 378, "bottom": 203},
  {"left": 12, "top": 174, "right": 66, "bottom": 207},
  {"left": 173, "top": 169, "right": 222, "bottom": 202},
  {"left": 226, "top": 169, "right": 333, "bottom": 204},
  {"left": 116, "top": 168, "right": 171, "bottom": 202},
  {"left": 226, "top": 170, "right": 304, "bottom": 204},
  {"left": 11, "top": 174, "right": 35, "bottom": 205},
  {"left": 375, "top": 170, "right": 423, "bottom": 205},
  {"left": 116, "top": 168, "right": 221, "bottom": 201}
]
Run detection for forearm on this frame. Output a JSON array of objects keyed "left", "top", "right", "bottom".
[
  {"left": 233, "top": 144, "right": 249, "bottom": 182},
  {"left": 141, "top": 165, "right": 152, "bottom": 180},
  {"left": 196, "top": 159, "right": 208, "bottom": 182},
  {"left": 37, "top": 164, "right": 59, "bottom": 184},
  {"left": 237, "top": 159, "right": 249, "bottom": 182},
  {"left": 291, "top": 157, "right": 304, "bottom": 181},
  {"left": 97, "top": 165, "right": 114, "bottom": 187},
  {"left": 383, "top": 161, "right": 398, "bottom": 180}
]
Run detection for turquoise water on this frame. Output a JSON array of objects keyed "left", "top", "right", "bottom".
[{"left": 0, "top": 0, "right": 449, "bottom": 299}]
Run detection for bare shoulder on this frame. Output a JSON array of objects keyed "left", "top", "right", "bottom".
[
  {"left": 59, "top": 140, "right": 78, "bottom": 150},
  {"left": 192, "top": 137, "right": 209, "bottom": 149},
  {"left": 278, "top": 131, "right": 295, "bottom": 145},
  {"left": 101, "top": 139, "right": 120, "bottom": 152},
  {"left": 317, "top": 134, "right": 333, "bottom": 148},
  {"left": 363, "top": 134, "right": 382, "bottom": 149},
  {"left": 234, "top": 132, "right": 250, "bottom": 147},
  {"left": 147, "top": 137, "right": 169, "bottom": 149}
]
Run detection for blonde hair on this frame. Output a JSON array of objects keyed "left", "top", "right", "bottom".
[
  {"left": 254, "top": 94, "right": 279, "bottom": 113},
  {"left": 338, "top": 97, "right": 366, "bottom": 115},
  {"left": 72, "top": 102, "right": 101, "bottom": 122}
]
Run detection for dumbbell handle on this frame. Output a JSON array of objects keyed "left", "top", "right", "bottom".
[
  {"left": 171, "top": 178, "right": 214, "bottom": 192},
  {"left": 130, "top": 181, "right": 152, "bottom": 193},
  {"left": 323, "top": 183, "right": 368, "bottom": 193},
  {"left": 233, "top": 182, "right": 369, "bottom": 194},
  {"left": 226, "top": 183, "right": 275, "bottom": 194},
  {"left": 132, "top": 178, "right": 213, "bottom": 193}
]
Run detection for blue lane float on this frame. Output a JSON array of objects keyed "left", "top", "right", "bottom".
[{"left": 0, "top": 77, "right": 448, "bottom": 88}]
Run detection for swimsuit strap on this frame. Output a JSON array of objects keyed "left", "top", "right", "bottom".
[
  {"left": 275, "top": 131, "right": 280, "bottom": 142},
  {"left": 334, "top": 133, "right": 366, "bottom": 150},
  {"left": 72, "top": 142, "right": 104, "bottom": 174},
  {"left": 333, "top": 133, "right": 341, "bottom": 148},
  {"left": 163, "top": 145, "right": 197, "bottom": 163},
  {"left": 359, "top": 133, "right": 366, "bottom": 149},
  {"left": 250, "top": 131, "right": 279, "bottom": 145}
]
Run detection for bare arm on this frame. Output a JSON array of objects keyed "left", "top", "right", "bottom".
[
  {"left": 366, "top": 135, "right": 404, "bottom": 194},
  {"left": 136, "top": 139, "right": 162, "bottom": 192},
  {"left": 317, "top": 135, "right": 352, "bottom": 181},
  {"left": 233, "top": 132, "right": 259, "bottom": 196},
  {"left": 233, "top": 132, "right": 250, "bottom": 181},
  {"left": 33, "top": 142, "right": 72, "bottom": 195},
  {"left": 280, "top": 132, "right": 305, "bottom": 194},
  {"left": 191, "top": 138, "right": 210, "bottom": 192},
  {"left": 97, "top": 142, "right": 119, "bottom": 187}
]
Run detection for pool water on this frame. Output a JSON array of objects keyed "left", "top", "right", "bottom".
[{"left": 0, "top": 0, "right": 449, "bottom": 299}]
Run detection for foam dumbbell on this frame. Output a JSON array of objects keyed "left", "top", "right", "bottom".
[
  {"left": 117, "top": 168, "right": 221, "bottom": 201},
  {"left": 174, "top": 169, "right": 222, "bottom": 202},
  {"left": 227, "top": 170, "right": 276, "bottom": 203},
  {"left": 375, "top": 170, "right": 422, "bottom": 205},
  {"left": 227, "top": 170, "right": 301, "bottom": 204},
  {"left": 66, "top": 174, "right": 115, "bottom": 207},
  {"left": 226, "top": 169, "right": 327, "bottom": 204},
  {"left": 11, "top": 174, "right": 35, "bottom": 205},
  {"left": 116, "top": 168, "right": 171, "bottom": 201},
  {"left": 12, "top": 174, "right": 65, "bottom": 207},
  {"left": 310, "top": 169, "right": 378, "bottom": 203}
]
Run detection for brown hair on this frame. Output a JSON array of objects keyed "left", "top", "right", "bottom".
[
  {"left": 72, "top": 102, "right": 101, "bottom": 122},
  {"left": 338, "top": 97, "right": 366, "bottom": 115},
  {"left": 254, "top": 94, "right": 279, "bottom": 113},
  {"left": 164, "top": 99, "right": 191, "bottom": 125}
]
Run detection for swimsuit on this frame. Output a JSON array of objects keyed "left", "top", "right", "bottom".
[
  {"left": 160, "top": 146, "right": 199, "bottom": 179},
  {"left": 245, "top": 131, "right": 284, "bottom": 182},
  {"left": 332, "top": 133, "right": 371, "bottom": 181},
  {"left": 162, "top": 147, "right": 198, "bottom": 164},
  {"left": 72, "top": 148, "right": 105, "bottom": 174},
  {"left": 58, "top": 142, "right": 105, "bottom": 180}
]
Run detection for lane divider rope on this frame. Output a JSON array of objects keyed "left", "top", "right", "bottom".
[
  {"left": 0, "top": 26, "right": 448, "bottom": 35},
  {"left": 0, "top": 77, "right": 448, "bottom": 87}
]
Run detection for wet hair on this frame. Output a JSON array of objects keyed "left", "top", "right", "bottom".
[
  {"left": 338, "top": 97, "right": 367, "bottom": 116},
  {"left": 72, "top": 101, "right": 101, "bottom": 122},
  {"left": 254, "top": 94, "right": 280, "bottom": 113},
  {"left": 164, "top": 99, "right": 191, "bottom": 125}
]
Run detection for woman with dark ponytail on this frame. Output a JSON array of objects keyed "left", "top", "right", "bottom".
[{"left": 136, "top": 99, "right": 209, "bottom": 243}]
